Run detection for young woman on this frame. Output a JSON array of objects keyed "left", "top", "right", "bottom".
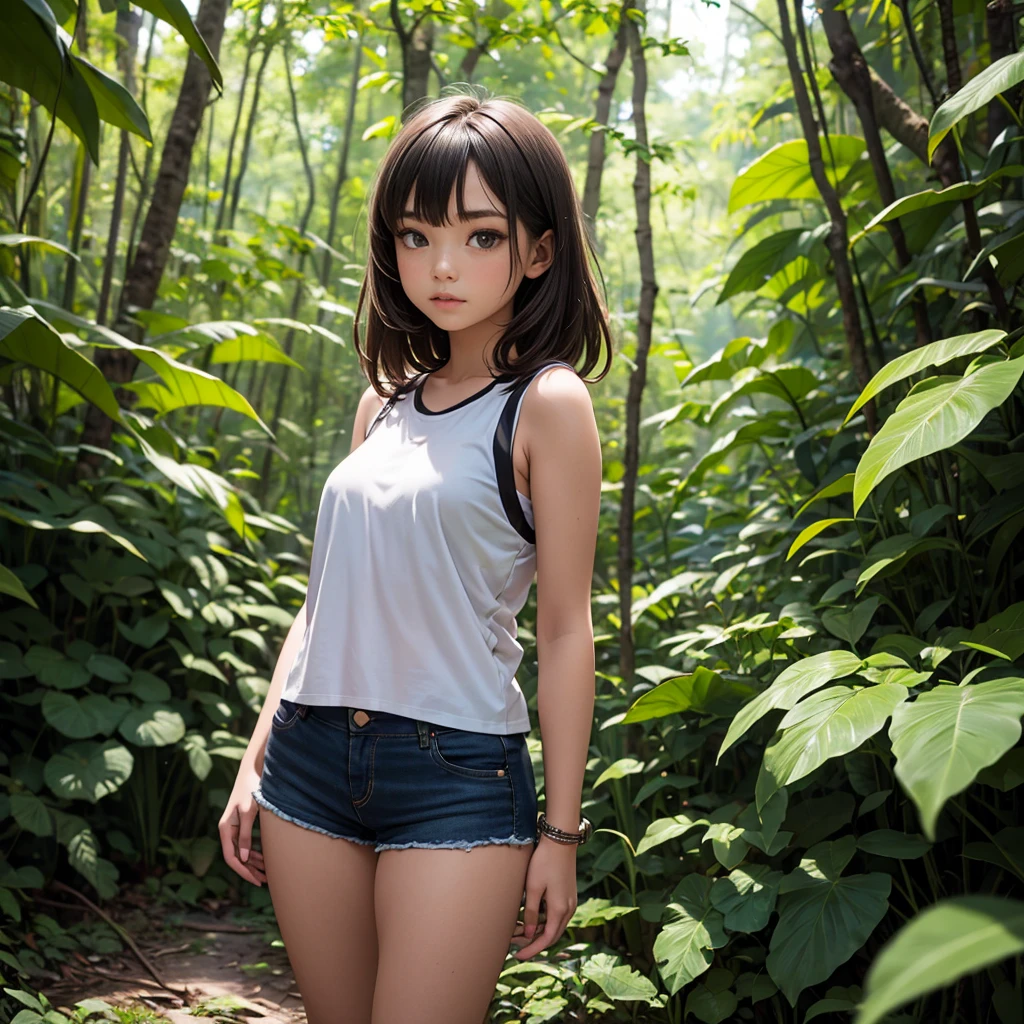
[{"left": 219, "top": 91, "right": 610, "bottom": 1024}]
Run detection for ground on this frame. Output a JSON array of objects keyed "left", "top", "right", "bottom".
[{"left": 32, "top": 886, "right": 306, "bottom": 1024}]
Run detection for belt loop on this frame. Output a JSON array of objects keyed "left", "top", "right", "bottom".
[
  {"left": 298, "top": 704, "right": 309, "bottom": 719},
  {"left": 416, "top": 720, "right": 430, "bottom": 749}
]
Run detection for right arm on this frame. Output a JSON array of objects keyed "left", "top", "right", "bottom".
[{"left": 219, "top": 383, "right": 387, "bottom": 884}]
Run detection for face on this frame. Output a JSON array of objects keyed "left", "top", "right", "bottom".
[{"left": 394, "top": 161, "right": 554, "bottom": 340}]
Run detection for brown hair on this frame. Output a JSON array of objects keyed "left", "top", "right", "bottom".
[{"left": 353, "top": 90, "right": 613, "bottom": 397}]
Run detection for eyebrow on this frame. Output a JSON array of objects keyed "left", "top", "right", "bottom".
[{"left": 400, "top": 209, "right": 505, "bottom": 221}]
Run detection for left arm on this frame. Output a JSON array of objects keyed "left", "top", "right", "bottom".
[{"left": 513, "top": 367, "right": 602, "bottom": 960}]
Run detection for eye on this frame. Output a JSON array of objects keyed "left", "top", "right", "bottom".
[
  {"left": 396, "top": 229, "right": 426, "bottom": 249},
  {"left": 470, "top": 230, "right": 505, "bottom": 250}
]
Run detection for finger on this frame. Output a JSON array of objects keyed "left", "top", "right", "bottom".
[
  {"left": 522, "top": 888, "right": 544, "bottom": 940},
  {"left": 514, "top": 917, "right": 562, "bottom": 960},
  {"left": 218, "top": 816, "right": 264, "bottom": 886},
  {"left": 236, "top": 805, "right": 257, "bottom": 864}
]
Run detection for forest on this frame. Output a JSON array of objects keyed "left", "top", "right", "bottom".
[{"left": 2, "top": 0, "right": 1024, "bottom": 1021}]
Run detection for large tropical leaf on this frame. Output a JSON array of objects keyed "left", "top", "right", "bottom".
[
  {"left": 44, "top": 740, "right": 134, "bottom": 802},
  {"left": 756, "top": 683, "right": 909, "bottom": 810},
  {"left": 853, "top": 355, "right": 1024, "bottom": 513},
  {"left": 889, "top": 678, "right": 1024, "bottom": 839},
  {"left": 728, "top": 136, "right": 867, "bottom": 213},
  {"left": 710, "top": 865, "right": 783, "bottom": 933},
  {"left": 623, "top": 667, "right": 755, "bottom": 723},
  {"left": 929, "top": 51, "right": 1024, "bottom": 159},
  {"left": 855, "top": 897, "right": 1024, "bottom": 1024},
  {"left": 2, "top": 0, "right": 101, "bottom": 162},
  {"left": 131, "top": 0, "right": 223, "bottom": 89},
  {"left": 0, "top": 306, "right": 121, "bottom": 421},
  {"left": 72, "top": 54, "right": 151, "bottom": 142},
  {"left": 717, "top": 225, "right": 828, "bottom": 304},
  {"left": 767, "top": 837, "right": 891, "bottom": 1006},
  {"left": 653, "top": 874, "right": 728, "bottom": 995},
  {"left": 717, "top": 651, "right": 864, "bottom": 760},
  {"left": 845, "top": 329, "right": 1006, "bottom": 424}
]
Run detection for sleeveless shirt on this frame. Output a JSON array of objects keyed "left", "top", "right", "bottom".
[{"left": 279, "top": 359, "right": 578, "bottom": 735}]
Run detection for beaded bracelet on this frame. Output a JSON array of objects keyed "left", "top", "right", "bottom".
[{"left": 536, "top": 812, "right": 593, "bottom": 845}]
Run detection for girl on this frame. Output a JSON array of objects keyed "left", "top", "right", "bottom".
[{"left": 219, "top": 90, "right": 610, "bottom": 1024}]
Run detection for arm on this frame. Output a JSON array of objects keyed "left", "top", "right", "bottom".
[
  {"left": 513, "top": 367, "right": 602, "bottom": 958},
  {"left": 219, "top": 382, "right": 386, "bottom": 884}
]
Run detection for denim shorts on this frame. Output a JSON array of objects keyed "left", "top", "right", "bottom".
[{"left": 252, "top": 700, "right": 538, "bottom": 852}]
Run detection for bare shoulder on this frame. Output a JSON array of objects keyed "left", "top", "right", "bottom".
[
  {"left": 349, "top": 384, "right": 389, "bottom": 454},
  {"left": 521, "top": 366, "right": 597, "bottom": 436}
]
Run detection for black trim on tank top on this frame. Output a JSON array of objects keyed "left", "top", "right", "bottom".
[
  {"left": 414, "top": 373, "right": 515, "bottom": 415},
  {"left": 493, "top": 373, "right": 539, "bottom": 545}
]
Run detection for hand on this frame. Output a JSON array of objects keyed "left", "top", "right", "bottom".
[
  {"left": 509, "top": 837, "right": 579, "bottom": 960},
  {"left": 218, "top": 765, "right": 267, "bottom": 886}
]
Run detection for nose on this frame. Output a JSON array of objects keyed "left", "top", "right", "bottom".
[{"left": 431, "top": 247, "right": 457, "bottom": 281}]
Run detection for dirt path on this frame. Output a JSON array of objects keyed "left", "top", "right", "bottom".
[{"left": 37, "top": 893, "right": 306, "bottom": 1023}]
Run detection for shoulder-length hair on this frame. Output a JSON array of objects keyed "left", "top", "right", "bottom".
[{"left": 354, "top": 90, "right": 614, "bottom": 397}]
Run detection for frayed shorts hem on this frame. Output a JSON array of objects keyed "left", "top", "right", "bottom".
[
  {"left": 374, "top": 836, "right": 536, "bottom": 852},
  {"left": 253, "top": 788, "right": 377, "bottom": 846},
  {"left": 253, "top": 789, "right": 535, "bottom": 852}
]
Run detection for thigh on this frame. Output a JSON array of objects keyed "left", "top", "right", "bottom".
[
  {"left": 260, "top": 809, "right": 380, "bottom": 1024},
  {"left": 371, "top": 844, "right": 533, "bottom": 1024}
]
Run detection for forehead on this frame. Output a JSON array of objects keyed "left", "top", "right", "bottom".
[{"left": 404, "top": 161, "right": 506, "bottom": 219}]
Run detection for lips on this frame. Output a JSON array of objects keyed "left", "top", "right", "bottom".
[{"left": 431, "top": 294, "right": 464, "bottom": 301}]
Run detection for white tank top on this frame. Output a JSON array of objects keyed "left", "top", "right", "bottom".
[{"left": 280, "top": 359, "right": 578, "bottom": 734}]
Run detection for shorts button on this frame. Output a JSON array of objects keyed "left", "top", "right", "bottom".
[
  {"left": 497, "top": 769, "right": 505, "bottom": 777},
  {"left": 353, "top": 710, "right": 370, "bottom": 727}
]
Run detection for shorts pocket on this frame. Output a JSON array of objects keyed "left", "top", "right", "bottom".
[
  {"left": 271, "top": 699, "right": 304, "bottom": 731},
  {"left": 430, "top": 729, "right": 509, "bottom": 779}
]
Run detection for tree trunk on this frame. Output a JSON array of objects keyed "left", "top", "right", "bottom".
[
  {"left": 617, "top": 3, "right": 658, "bottom": 692},
  {"left": 213, "top": 5, "right": 262, "bottom": 235},
  {"left": 820, "top": 1, "right": 931, "bottom": 348},
  {"left": 986, "top": 0, "right": 1020, "bottom": 146},
  {"left": 581, "top": 0, "right": 632, "bottom": 251},
  {"left": 392, "top": 0, "right": 434, "bottom": 120},
  {"left": 227, "top": 24, "right": 277, "bottom": 231},
  {"left": 777, "top": 0, "right": 874, "bottom": 425},
  {"left": 96, "top": 5, "right": 141, "bottom": 326},
  {"left": 76, "top": 0, "right": 230, "bottom": 475}
]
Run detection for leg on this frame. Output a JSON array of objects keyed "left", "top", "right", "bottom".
[
  {"left": 371, "top": 844, "right": 533, "bottom": 1024},
  {"left": 260, "top": 808, "right": 381, "bottom": 1024}
]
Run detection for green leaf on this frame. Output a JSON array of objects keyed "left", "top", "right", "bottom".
[
  {"left": 787, "top": 518, "right": 854, "bottom": 561},
  {"left": 710, "top": 865, "right": 783, "bottom": 933},
  {"left": 41, "top": 692, "right": 127, "bottom": 739},
  {"left": 0, "top": 2, "right": 100, "bottom": 163},
  {"left": 0, "top": 563, "right": 38, "bottom": 608},
  {"left": 44, "top": 740, "right": 134, "bottom": 802},
  {"left": 728, "top": 136, "right": 866, "bottom": 212},
  {"left": 768, "top": 837, "right": 891, "bottom": 1005},
  {"left": 653, "top": 875, "right": 728, "bottom": 995},
  {"left": 929, "top": 52, "right": 1024, "bottom": 160},
  {"left": 623, "top": 667, "right": 755, "bottom": 723},
  {"left": 845, "top": 329, "right": 1005, "bottom": 425},
  {"left": 855, "top": 897, "right": 1024, "bottom": 1024},
  {"left": 569, "top": 899, "right": 639, "bottom": 928},
  {"left": 580, "top": 952, "right": 662, "bottom": 1003},
  {"left": 209, "top": 333, "right": 303, "bottom": 368},
  {"left": 889, "top": 678, "right": 1024, "bottom": 839},
  {"left": 794, "top": 473, "right": 855, "bottom": 518},
  {"left": 854, "top": 355, "right": 1024, "bottom": 514},
  {"left": 72, "top": 54, "right": 150, "bottom": 141},
  {"left": 717, "top": 226, "right": 827, "bottom": 304},
  {"left": 856, "top": 830, "right": 931, "bottom": 859},
  {"left": 592, "top": 757, "right": 644, "bottom": 789},
  {"left": 636, "top": 814, "right": 709, "bottom": 856},
  {"left": 66, "top": 827, "right": 118, "bottom": 899},
  {"left": 10, "top": 792, "right": 52, "bottom": 837},
  {"left": 718, "top": 651, "right": 864, "bottom": 760},
  {"left": 131, "top": 0, "right": 222, "bottom": 89},
  {"left": 685, "top": 981, "right": 738, "bottom": 1024},
  {"left": 756, "top": 683, "right": 908, "bottom": 810},
  {"left": 822, "top": 596, "right": 881, "bottom": 647},
  {"left": 0, "top": 306, "right": 120, "bottom": 421},
  {"left": 118, "top": 704, "right": 187, "bottom": 747}
]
